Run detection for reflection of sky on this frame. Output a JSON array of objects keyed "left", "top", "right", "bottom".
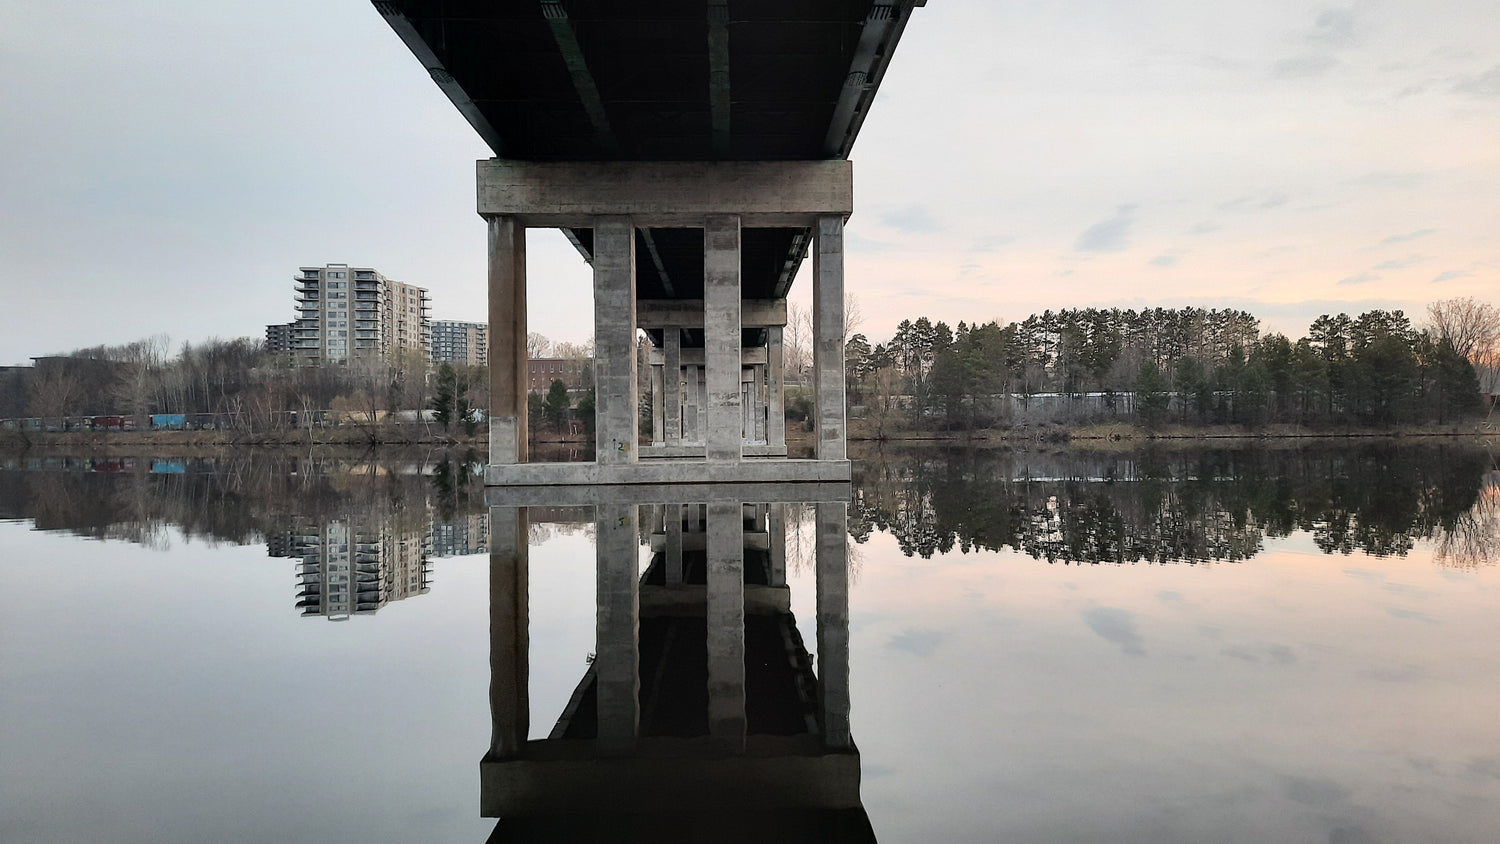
[
  {"left": 842, "top": 531, "right": 1500, "bottom": 843},
  {"left": 4, "top": 513, "right": 1498, "bottom": 843}
]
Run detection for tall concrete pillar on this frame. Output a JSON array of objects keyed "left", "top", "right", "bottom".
[
  {"left": 595, "top": 503, "right": 639, "bottom": 754},
  {"left": 704, "top": 215, "right": 743, "bottom": 462},
  {"left": 767, "top": 325, "right": 785, "bottom": 448},
  {"left": 815, "top": 501, "right": 851, "bottom": 749},
  {"left": 813, "top": 216, "right": 846, "bottom": 461},
  {"left": 489, "top": 506, "right": 529, "bottom": 757},
  {"left": 487, "top": 217, "right": 528, "bottom": 465},
  {"left": 683, "top": 365, "right": 701, "bottom": 444},
  {"left": 594, "top": 216, "right": 638, "bottom": 464},
  {"left": 706, "top": 500, "right": 746, "bottom": 750},
  {"left": 650, "top": 363, "right": 664, "bottom": 445},
  {"left": 752, "top": 363, "right": 767, "bottom": 443},
  {"left": 664, "top": 328, "right": 682, "bottom": 446}
]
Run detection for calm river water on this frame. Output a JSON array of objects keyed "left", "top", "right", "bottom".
[{"left": 1, "top": 443, "right": 1497, "bottom": 843}]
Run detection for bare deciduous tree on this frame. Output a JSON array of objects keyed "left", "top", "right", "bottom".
[{"left": 1427, "top": 297, "right": 1500, "bottom": 394}]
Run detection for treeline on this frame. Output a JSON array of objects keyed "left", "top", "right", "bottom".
[
  {"left": 0, "top": 336, "right": 487, "bottom": 432},
  {"left": 846, "top": 301, "right": 1492, "bottom": 430}
]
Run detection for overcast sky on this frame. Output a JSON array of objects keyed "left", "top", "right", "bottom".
[{"left": 2, "top": 0, "right": 1497, "bottom": 364}]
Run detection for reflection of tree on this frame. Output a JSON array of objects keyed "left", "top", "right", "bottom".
[
  {"left": 1435, "top": 471, "right": 1500, "bottom": 570},
  {"left": 852, "top": 445, "right": 1493, "bottom": 565}
]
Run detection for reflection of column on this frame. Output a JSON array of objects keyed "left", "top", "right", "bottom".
[
  {"left": 487, "top": 217, "right": 527, "bottom": 465},
  {"left": 767, "top": 325, "right": 785, "bottom": 448},
  {"left": 665, "top": 503, "right": 684, "bottom": 586},
  {"left": 812, "top": 216, "right": 846, "bottom": 461},
  {"left": 707, "top": 500, "right": 746, "bottom": 750},
  {"left": 815, "top": 502, "right": 851, "bottom": 748},
  {"left": 664, "top": 328, "right": 682, "bottom": 446},
  {"left": 705, "top": 215, "right": 743, "bottom": 462},
  {"left": 596, "top": 503, "right": 640, "bottom": 754},
  {"left": 594, "top": 216, "right": 638, "bottom": 464},
  {"left": 768, "top": 504, "right": 787, "bottom": 587},
  {"left": 489, "top": 506, "right": 529, "bottom": 757}
]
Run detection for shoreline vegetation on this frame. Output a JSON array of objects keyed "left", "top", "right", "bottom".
[{"left": 4, "top": 418, "right": 1493, "bottom": 455}]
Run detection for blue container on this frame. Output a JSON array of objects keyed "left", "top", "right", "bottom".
[{"left": 150, "top": 414, "right": 187, "bottom": 431}]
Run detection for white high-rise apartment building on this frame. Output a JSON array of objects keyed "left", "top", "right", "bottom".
[
  {"left": 291, "top": 264, "right": 431, "bottom": 366},
  {"left": 431, "top": 320, "right": 489, "bottom": 367}
]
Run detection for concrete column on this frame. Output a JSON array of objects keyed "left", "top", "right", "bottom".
[
  {"left": 704, "top": 215, "right": 743, "bottom": 462},
  {"left": 664, "top": 328, "right": 682, "bottom": 446},
  {"left": 752, "top": 363, "right": 767, "bottom": 443},
  {"left": 665, "top": 503, "right": 684, "bottom": 586},
  {"left": 594, "top": 216, "right": 638, "bottom": 464},
  {"left": 683, "top": 365, "right": 701, "bottom": 444},
  {"left": 815, "top": 501, "right": 851, "bottom": 748},
  {"left": 487, "top": 217, "right": 527, "bottom": 465},
  {"left": 706, "top": 500, "right": 746, "bottom": 750},
  {"left": 767, "top": 325, "right": 785, "bottom": 448},
  {"left": 595, "top": 503, "right": 639, "bottom": 754},
  {"left": 489, "top": 506, "right": 529, "bottom": 757},
  {"left": 812, "top": 216, "right": 847, "bottom": 461},
  {"left": 697, "top": 367, "right": 709, "bottom": 442},
  {"left": 768, "top": 503, "right": 787, "bottom": 586},
  {"left": 650, "top": 363, "right": 664, "bottom": 445}
]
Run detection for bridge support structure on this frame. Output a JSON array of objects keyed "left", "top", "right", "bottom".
[{"left": 481, "top": 160, "right": 851, "bottom": 486}]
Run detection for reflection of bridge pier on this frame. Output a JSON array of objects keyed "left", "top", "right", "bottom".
[{"left": 482, "top": 484, "right": 871, "bottom": 841}]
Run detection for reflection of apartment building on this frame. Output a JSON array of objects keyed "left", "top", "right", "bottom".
[
  {"left": 430, "top": 513, "right": 490, "bottom": 558},
  {"left": 273, "top": 517, "right": 432, "bottom": 621},
  {"left": 431, "top": 320, "right": 488, "bottom": 367},
  {"left": 286, "top": 264, "right": 431, "bottom": 367}
]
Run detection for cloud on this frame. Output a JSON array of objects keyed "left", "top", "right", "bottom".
[
  {"left": 1082, "top": 606, "right": 1144, "bottom": 656},
  {"left": 886, "top": 628, "right": 945, "bottom": 656},
  {"left": 1432, "top": 270, "right": 1471, "bottom": 283},
  {"left": 1373, "top": 255, "right": 1426, "bottom": 270},
  {"left": 1219, "top": 192, "right": 1289, "bottom": 212},
  {"left": 1386, "top": 607, "right": 1437, "bottom": 623},
  {"left": 971, "top": 235, "right": 1015, "bottom": 252},
  {"left": 1337, "top": 272, "right": 1380, "bottom": 286},
  {"left": 1381, "top": 228, "right": 1437, "bottom": 245},
  {"left": 1188, "top": 221, "right": 1221, "bottom": 235},
  {"left": 879, "top": 204, "right": 940, "bottom": 233},
  {"left": 1273, "top": 53, "right": 1340, "bottom": 78},
  {"left": 1074, "top": 205, "right": 1136, "bottom": 253},
  {"left": 1308, "top": 8, "right": 1359, "bottom": 46},
  {"left": 1150, "top": 253, "right": 1182, "bottom": 268},
  {"left": 1453, "top": 64, "right": 1500, "bottom": 97}
]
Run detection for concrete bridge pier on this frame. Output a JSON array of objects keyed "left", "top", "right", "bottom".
[{"left": 479, "top": 160, "right": 853, "bottom": 486}]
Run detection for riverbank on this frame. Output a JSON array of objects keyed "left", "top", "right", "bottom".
[{"left": 5, "top": 418, "right": 1492, "bottom": 455}]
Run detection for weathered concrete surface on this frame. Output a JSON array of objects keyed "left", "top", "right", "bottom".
[
  {"left": 704, "top": 215, "right": 743, "bottom": 463},
  {"left": 664, "top": 328, "right": 682, "bottom": 446},
  {"left": 593, "top": 216, "right": 638, "bottom": 465},
  {"left": 477, "top": 160, "right": 854, "bottom": 227},
  {"left": 767, "top": 326, "right": 786, "bottom": 448},
  {"left": 638, "top": 299, "right": 787, "bottom": 328},
  {"left": 487, "top": 217, "right": 527, "bottom": 464},
  {"left": 813, "top": 216, "right": 847, "bottom": 461},
  {"left": 639, "top": 443, "right": 788, "bottom": 459},
  {"left": 648, "top": 347, "right": 769, "bottom": 366},
  {"left": 483, "top": 481, "right": 851, "bottom": 507},
  {"left": 484, "top": 459, "right": 850, "bottom": 487}
]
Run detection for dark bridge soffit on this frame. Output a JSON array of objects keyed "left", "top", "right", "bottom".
[{"left": 373, "top": 0, "right": 922, "bottom": 312}]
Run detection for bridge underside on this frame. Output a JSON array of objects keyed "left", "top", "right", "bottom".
[{"left": 374, "top": 1, "right": 922, "bottom": 484}]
